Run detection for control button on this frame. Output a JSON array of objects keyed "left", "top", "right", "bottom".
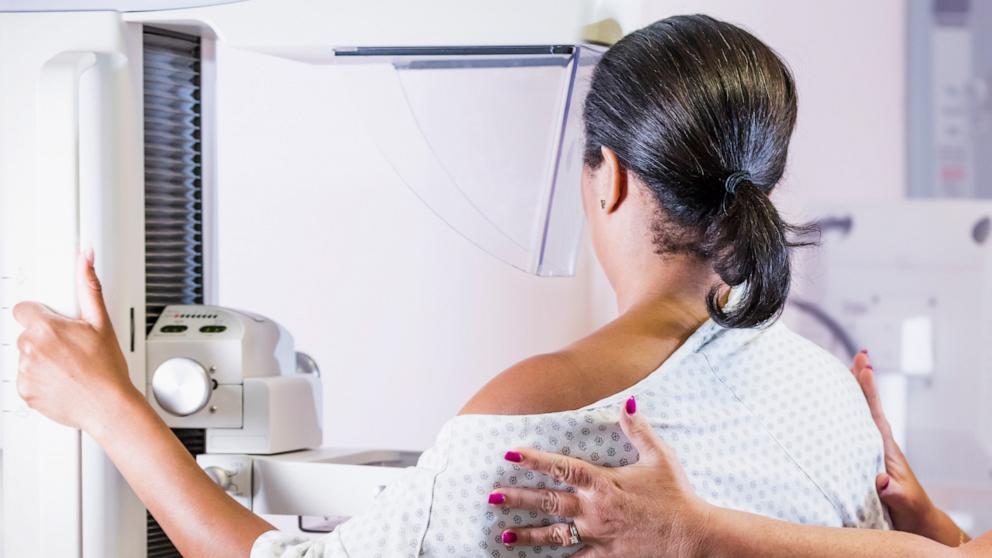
[
  {"left": 160, "top": 325, "right": 188, "bottom": 333},
  {"left": 204, "top": 466, "right": 234, "bottom": 491},
  {"left": 199, "top": 325, "right": 227, "bottom": 333},
  {"left": 152, "top": 357, "right": 211, "bottom": 416}
]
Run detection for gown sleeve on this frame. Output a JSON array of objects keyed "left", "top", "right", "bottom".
[{"left": 250, "top": 530, "right": 349, "bottom": 558}]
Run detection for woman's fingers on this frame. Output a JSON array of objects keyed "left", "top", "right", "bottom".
[
  {"left": 618, "top": 396, "right": 669, "bottom": 466},
  {"left": 11, "top": 301, "right": 55, "bottom": 328},
  {"left": 875, "top": 473, "right": 904, "bottom": 507},
  {"left": 12, "top": 250, "right": 108, "bottom": 331},
  {"left": 851, "top": 349, "right": 870, "bottom": 375},
  {"left": 502, "top": 522, "right": 584, "bottom": 548},
  {"left": 507, "top": 449, "right": 600, "bottom": 490},
  {"left": 489, "top": 487, "right": 581, "bottom": 517},
  {"left": 856, "top": 363, "right": 899, "bottom": 447},
  {"left": 850, "top": 351, "right": 896, "bottom": 438},
  {"left": 859, "top": 368, "right": 886, "bottom": 424},
  {"left": 876, "top": 473, "right": 890, "bottom": 493},
  {"left": 854, "top": 359, "right": 883, "bottom": 419},
  {"left": 76, "top": 249, "right": 109, "bottom": 330}
]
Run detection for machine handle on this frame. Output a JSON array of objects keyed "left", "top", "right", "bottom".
[
  {"left": 31, "top": 50, "right": 99, "bottom": 558},
  {"left": 36, "top": 51, "right": 97, "bottom": 315}
]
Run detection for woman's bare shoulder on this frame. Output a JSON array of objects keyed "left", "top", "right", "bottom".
[
  {"left": 457, "top": 318, "right": 675, "bottom": 416},
  {"left": 458, "top": 350, "right": 592, "bottom": 416}
]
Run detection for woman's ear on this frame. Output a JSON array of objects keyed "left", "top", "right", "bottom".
[{"left": 600, "top": 146, "right": 627, "bottom": 213}]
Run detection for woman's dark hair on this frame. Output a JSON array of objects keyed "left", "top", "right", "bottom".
[{"left": 583, "top": 14, "right": 815, "bottom": 328}]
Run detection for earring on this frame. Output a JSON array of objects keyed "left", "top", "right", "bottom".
[{"left": 600, "top": 200, "right": 606, "bottom": 209}]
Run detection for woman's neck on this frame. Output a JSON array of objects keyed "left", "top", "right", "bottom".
[{"left": 611, "top": 253, "right": 718, "bottom": 337}]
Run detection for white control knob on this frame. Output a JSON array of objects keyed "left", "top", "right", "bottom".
[
  {"left": 204, "top": 466, "right": 234, "bottom": 491},
  {"left": 152, "top": 357, "right": 211, "bottom": 416}
]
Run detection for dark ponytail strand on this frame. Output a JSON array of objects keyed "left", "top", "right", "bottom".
[{"left": 704, "top": 180, "right": 817, "bottom": 329}]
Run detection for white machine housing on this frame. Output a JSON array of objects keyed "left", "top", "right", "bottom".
[
  {"left": 147, "top": 305, "right": 322, "bottom": 455},
  {"left": 789, "top": 201, "right": 992, "bottom": 533}
]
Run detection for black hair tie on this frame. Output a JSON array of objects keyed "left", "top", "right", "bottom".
[
  {"left": 721, "top": 171, "right": 752, "bottom": 214},
  {"left": 724, "top": 171, "right": 752, "bottom": 194}
]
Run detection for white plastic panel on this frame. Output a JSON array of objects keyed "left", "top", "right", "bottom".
[
  {"left": 0, "top": 12, "right": 147, "bottom": 558},
  {"left": 0, "top": 1, "right": 243, "bottom": 12},
  {"left": 250, "top": 448, "right": 416, "bottom": 517},
  {"left": 337, "top": 45, "right": 603, "bottom": 276}
]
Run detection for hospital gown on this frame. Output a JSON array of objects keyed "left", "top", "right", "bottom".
[{"left": 252, "top": 318, "right": 890, "bottom": 558}]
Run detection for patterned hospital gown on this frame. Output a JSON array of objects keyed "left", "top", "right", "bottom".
[{"left": 252, "top": 318, "right": 890, "bottom": 557}]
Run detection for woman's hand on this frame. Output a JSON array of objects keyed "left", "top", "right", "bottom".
[
  {"left": 14, "top": 250, "right": 275, "bottom": 557},
  {"left": 492, "top": 397, "right": 712, "bottom": 558},
  {"left": 12, "top": 250, "right": 140, "bottom": 433},
  {"left": 850, "top": 352, "right": 969, "bottom": 546}
]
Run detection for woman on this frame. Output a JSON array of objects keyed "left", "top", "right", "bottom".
[
  {"left": 14, "top": 15, "right": 888, "bottom": 558},
  {"left": 500, "top": 353, "right": 992, "bottom": 557}
]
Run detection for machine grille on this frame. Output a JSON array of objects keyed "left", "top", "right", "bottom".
[
  {"left": 144, "top": 27, "right": 204, "bottom": 333},
  {"left": 143, "top": 27, "right": 206, "bottom": 558}
]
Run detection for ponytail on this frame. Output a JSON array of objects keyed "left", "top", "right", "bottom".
[{"left": 704, "top": 180, "right": 816, "bottom": 328}]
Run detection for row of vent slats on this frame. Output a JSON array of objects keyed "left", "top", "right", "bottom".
[
  {"left": 144, "top": 28, "right": 206, "bottom": 558},
  {"left": 144, "top": 29, "right": 204, "bottom": 333}
]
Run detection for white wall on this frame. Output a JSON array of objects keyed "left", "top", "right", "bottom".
[
  {"left": 640, "top": 0, "right": 907, "bottom": 213},
  {"left": 638, "top": 0, "right": 908, "bottom": 301}
]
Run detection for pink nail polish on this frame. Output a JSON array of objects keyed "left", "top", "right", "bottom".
[
  {"left": 502, "top": 531, "right": 517, "bottom": 544},
  {"left": 488, "top": 492, "right": 505, "bottom": 505},
  {"left": 625, "top": 396, "right": 637, "bottom": 415},
  {"left": 860, "top": 348, "right": 868, "bottom": 355},
  {"left": 879, "top": 476, "right": 890, "bottom": 491},
  {"left": 865, "top": 364, "right": 874, "bottom": 370},
  {"left": 504, "top": 451, "right": 523, "bottom": 463}
]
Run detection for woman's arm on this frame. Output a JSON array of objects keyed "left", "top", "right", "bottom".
[
  {"left": 698, "top": 506, "right": 990, "bottom": 558},
  {"left": 496, "top": 398, "right": 989, "bottom": 558},
  {"left": 13, "top": 252, "right": 273, "bottom": 558}
]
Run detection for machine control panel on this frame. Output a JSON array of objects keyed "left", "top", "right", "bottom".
[
  {"left": 148, "top": 308, "right": 246, "bottom": 341},
  {"left": 147, "top": 305, "right": 322, "bottom": 455}
]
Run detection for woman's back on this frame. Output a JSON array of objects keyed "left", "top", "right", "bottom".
[{"left": 253, "top": 319, "right": 889, "bottom": 558}]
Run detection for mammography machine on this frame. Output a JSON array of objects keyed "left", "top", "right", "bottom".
[
  {"left": 146, "top": 304, "right": 412, "bottom": 524},
  {"left": 786, "top": 0, "right": 992, "bottom": 533},
  {"left": 0, "top": 1, "right": 632, "bottom": 556},
  {"left": 787, "top": 202, "right": 992, "bottom": 534}
]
